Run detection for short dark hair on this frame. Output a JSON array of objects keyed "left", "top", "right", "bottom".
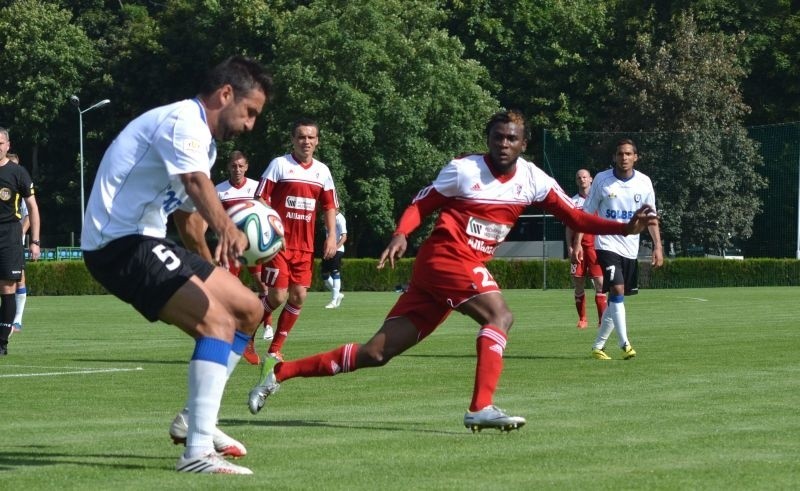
[
  {"left": 616, "top": 138, "right": 638, "bottom": 154},
  {"left": 291, "top": 117, "right": 319, "bottom": 138},
  {"left": 228, "top": 150, "right": 247, "bottom": 163},
  {"left": 199, "top": 55, "right": 273, "bottom": 101},
  {"left": 485, "top": 110, "right": 529, "bottom": 140}
]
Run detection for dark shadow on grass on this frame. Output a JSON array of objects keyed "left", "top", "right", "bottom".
[
  {"left": 0, "top": 448, "right": 172, "bottom": 471},
  {"left": 222, "top": 418, "right": 468, "bottom": 435},
  {"left": 402, "top": 353, "right": 581, "bottom": 360},
  {"left": 73, "top": 358, "right": 187, "bottom": 365}
]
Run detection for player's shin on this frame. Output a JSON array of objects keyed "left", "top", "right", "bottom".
[
  {"left": 469, "top": 325, "right": 506, "bottom": 412},
  {"left": 185, "top": 338, "right": 231, "bottom": 458}
]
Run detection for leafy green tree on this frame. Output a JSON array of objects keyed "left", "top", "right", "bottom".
[
  {"left": 0, "top": 0, "right": 97, "bottom": 177},
  {"left": 444, "top": 0, "right": 615, "bottom": 140},
  {"left": 612, "top": 12, "right": 766, "bottom": 254},
  {"left": 267, "top": 0, "right": 499, "bottom": 255}
]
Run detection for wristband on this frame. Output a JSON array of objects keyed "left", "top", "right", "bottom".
[{"left": 31, "top": 240, "right": 41, "bottom": 246}]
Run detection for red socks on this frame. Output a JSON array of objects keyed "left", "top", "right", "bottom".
[
  {"left": 275, "top": 343, "right": 359, "bottom": 382},
  {"left": 595, "top": 293, "right": 607, "bottom": 320},
  {"left": 268, "top": 302, "right": 301, "bottom": 354},
  {"left": 469, "top": 325, "right": 507, "bottom": 412},
  {"left": 574, "top": 293, "right": 587, "bottom": 320}
]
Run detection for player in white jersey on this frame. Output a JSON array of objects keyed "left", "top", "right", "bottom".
[
  {"left": 253, "top": 118, "right": 338, "bottom": 362},
  {"left": 248, "top": 111, "right": 658, "bottom": 431},
  {"left": 580, "top": 139, "right": 663, "bottom": 360},
  {"left": 215, "top": 151, "right": 273, "bottom": 364},
  {"left": 321, "top": 211, "right": 348, "bottom": 308},
  {"left": 82, "top": 56, "right": 272, "bottom": 475},
  {"left": 565, "top": 169, "right": 606, "bottom": 329}
]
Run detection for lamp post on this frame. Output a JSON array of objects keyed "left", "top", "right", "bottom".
[{"left": 70, "top": 95, "right": 110, "bottom": 230}]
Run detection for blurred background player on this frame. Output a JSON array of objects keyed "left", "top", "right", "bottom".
[
  {"left": 215, "top": 150, "right": 273, "bottom": 365},
  {"left": 0, "top": 131, "right": 41, "bottom": 356},
  {"left": 580, "top": 138, "right": 663, "bottom": 360},
  {"left": 255, "top": 117, "right": 338, "bottom": 361},
  {"left": 321, "top": 210, "right": 347, "bottom": 308},
  {"left": 247, "top": 110, "right": 658, "bottom": 431},
  {"left": 7, "top": 154, "right": 30, "bottom": 333},
  {"left": 565, "top": 169, "right": 606, "bottom": 328}
]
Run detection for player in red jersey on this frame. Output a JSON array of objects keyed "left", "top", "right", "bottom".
[
  {"left": 214, "top": 151, "right": 273, "bottom": 364},
  {"left": 247, "top": 110, "right": 657, "bottom": 431},
  {"left": 565, "top": 169, "right": 606, "bottom": 328},
  {"left": 254, "top": 118, "right": 338, "bottom": 361}
]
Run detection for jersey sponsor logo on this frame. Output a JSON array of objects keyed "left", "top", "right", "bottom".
[
  {"left": 467, "top": 237, "right": 497, "bottom": 254},
  {"left": 285, "top": 195, "right": 316, "bottom": 211},
  {"left": 181, "top": 138, "right": 203, "bottom": 154},
  {"left": 466, "top": 216, "right": 511, "bottom": 242},
  {"left": 162, "top": 187, "right": 183, "bottom": 213},
  {"left": 285, "top": 210, "right": 312, "bottom": 223},
  {"left": 605, "top": 209, "right": 635, "bottom": 220},
  {"left": 0, "top": 187, "right": 10, "bottom": 201}
]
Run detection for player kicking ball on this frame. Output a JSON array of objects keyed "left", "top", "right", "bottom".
[{"left": 248, "top": 110, "right": 658, "bottom": 431}]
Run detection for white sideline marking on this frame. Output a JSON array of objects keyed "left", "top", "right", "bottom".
[
  {"left": 0, "top": 366, "right": 143, "bottom": 378},
  {"left": 678, "top": 297, "right": 708, "bottom": 302}
]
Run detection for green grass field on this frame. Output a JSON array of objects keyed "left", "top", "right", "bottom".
[{"left": 3, "top": 288, "right": 799, "bottom": 490}]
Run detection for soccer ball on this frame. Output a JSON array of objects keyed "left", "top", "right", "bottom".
[{"left": 226, "top": 200, "right": 285, "bottom": 265}]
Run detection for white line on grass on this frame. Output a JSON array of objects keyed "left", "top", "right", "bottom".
[
  {"left": 677, "top": 297, "right": 709, "bottom": 302},
  {"left": 0, "top": 367, "right": 143, "bottom": 378}
]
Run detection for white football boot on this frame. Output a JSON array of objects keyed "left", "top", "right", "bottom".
[
  {"left": 169, "top": 409, "right": 247, "bottom": 458},
  {"left": 262, "top": 324, "right": 274, "bottom": 341},
  {"left": 176, "top": 451, "right": 253, "bottom": 474},
  {"left": 463, "top": 405, "right": 526, "bottom": 433}
]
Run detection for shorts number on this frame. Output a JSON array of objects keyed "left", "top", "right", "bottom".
[
  {"left": 473, "top": 266, "right": 498, "bottom": 288},
  {"left": 605, "top": 265, "right": 615, "bottom": 280},
  {"left": 261, "top": 267, "right": 279, "bottom": 286},
  {"left": 152, "top": 244, "right": 180, "bottom": 271}
]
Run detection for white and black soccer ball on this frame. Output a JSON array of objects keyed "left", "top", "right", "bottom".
[{"left": 227, "top": 200, "right": 285, "bottom": 265}]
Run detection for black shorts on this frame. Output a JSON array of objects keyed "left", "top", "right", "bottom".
[
  {"left": 83, "top": 235, "right": 215, "bottom": 322},
  {"left": 0, "top": 221, "right": 24, "bottom": 281},
  {"left": 596, "top": 249, "right": 639, "bottom": 296},
  {"left": 321, "top": 251, "right": 344, "bottom": 275}
]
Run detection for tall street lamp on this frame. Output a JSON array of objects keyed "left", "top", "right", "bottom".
[{"left": 70, "top": 95, "right": 110, "bottom": 230}]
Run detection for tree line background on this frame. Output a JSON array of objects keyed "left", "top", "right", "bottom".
[{"left": 0, "top": 0, "right": 798, "bottom": 257}]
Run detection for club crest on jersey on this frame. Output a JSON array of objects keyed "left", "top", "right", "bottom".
[
  {"left": 514, "top": 184, "right": 523, "bottom": 197},
  {"left": 182, "top": 138, "right": 203, "bottom": 154},
  {"left": 634, "top": 193, "right": 642, "bottom": 203},
  {"left": 0, "top": 187, "right": 11, "bottom": 201}
]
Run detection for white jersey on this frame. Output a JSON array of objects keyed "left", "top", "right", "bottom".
[
  {"left": 82, "top": 99, "right": 216, "bottom": 250},
  {"left": 582, "top": 168, "right": 656, "bottom": 259},
  {"left": 216, "top": 177, "right": 259, "bottom": 210},
  {"left": 325, "top": 212, "right": 348, "bottom": 253}
]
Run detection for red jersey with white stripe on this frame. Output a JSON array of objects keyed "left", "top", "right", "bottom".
[
  {"left": 571, "top": 192, "right": 596, "bottom": 248},
  {"left": 255, "top": 154, "right": 338, "bottom": 253},
  {"left": 215, "top": 177, "right": 260, "bottom": 210},
  {"left": 394, "top": 154, "right": 628, "bottom": 265}
]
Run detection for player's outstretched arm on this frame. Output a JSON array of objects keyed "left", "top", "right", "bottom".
[
  {"left": 623, "top": 205, "right": 659, "bottom": 235},
  {"left": 378, "top": 234, "right": 407, "bottom": 270}
]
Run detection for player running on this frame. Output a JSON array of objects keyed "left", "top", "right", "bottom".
[
  {"left": 247, "top": 110, "right": 658, "bottom": 432},
  {"left": 254, "top": 118, "right": 339, "bottom": 361}
]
